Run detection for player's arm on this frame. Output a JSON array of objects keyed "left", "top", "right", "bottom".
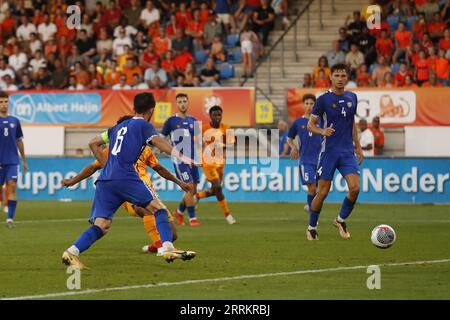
[
  {"left": 353, "top": 122, "right": 364, "bottom": 164},
  {"left": 287, "top": 138, "right": 298, "bottom": 160},
  {"left": 89, "top": 131, "right": 108, "bottom": 166},
  {"left": 307, "top": 115, "right": 334, "bottom": 136},
  {"left": 152, "top": 164, "right": 193, "bottom": 193},
  {"left": 16, "top": 138, "right": 28, "bottom": 172},
  {"left": 62, "top": 161, "right": 102, "bottom": 187},
  {"left": 150, "top": 136, "right": 197, "bottom": 166}
]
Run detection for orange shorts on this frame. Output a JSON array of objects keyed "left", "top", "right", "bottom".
[{"left": 202, "top": 165, "right": 224, "bottom": 182}]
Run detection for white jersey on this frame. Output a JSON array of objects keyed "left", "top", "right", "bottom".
[{"left": 360, "top": 128, "right": 375, "bottom": 157}]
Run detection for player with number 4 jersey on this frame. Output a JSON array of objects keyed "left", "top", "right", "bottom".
[{"left": 306, "top": 64, "right": 364, "bottom": 241}]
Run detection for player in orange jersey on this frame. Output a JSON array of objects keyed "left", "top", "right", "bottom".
[
  {"left": 196, "top": 106, "right": 236, "bottom": 224},
  {"left": 62, "top": 116, "right": 193, "bottom": 255}
]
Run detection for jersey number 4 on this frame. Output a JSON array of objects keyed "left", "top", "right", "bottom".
[
  {"left": 341, "top": 107, "right": 346, "bottom": 118},
  {"left": 3, "top": 128, "right": 8, "bottom": 136},
  {"left": 111, "top": 127, "right": 128, "bottom": 155}
]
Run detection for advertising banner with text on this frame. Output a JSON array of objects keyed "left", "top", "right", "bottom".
[
  {"left": 8, "top": 88, "right": 255, "bottom": 128},
  {"left": 287, "top": 88, "right": 450, "bottom": 127}
]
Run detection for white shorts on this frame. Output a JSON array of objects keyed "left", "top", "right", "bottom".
[
  {"left": 241, "top": 40, "right": 253, "bottom": 53},
  {"left": 217, "top": 13, "right": 231, "bottom": 25}
]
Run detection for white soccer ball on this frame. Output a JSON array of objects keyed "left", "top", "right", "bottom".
[{"left": 371, "top": 224, "right": 396, "bottom": 249}]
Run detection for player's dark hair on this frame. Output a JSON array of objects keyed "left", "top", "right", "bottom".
[
  {"left": 302, "top": 93, "right": 316, "bottom": 103},
  {"left": 209, "top": 105, "right": 222, "bottom": 115},
  {"left": 134, "top": 92, "right": 156, "bottom": 114},
  {"left": 176, "top": 93, "right": 188, "bottom": 100},
  {"left": 116, "top": 115, "right": 133, "bottom": 124},
  {"left": 0, "top": 91, "right": 9, "bottom": 99},
  {"left": 331, "top": 63, "right": 350, "bottom": 75}
]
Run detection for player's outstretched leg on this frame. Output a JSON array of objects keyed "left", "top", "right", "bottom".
[
  {"left": 62, "top": 218, "right": 109, "bottom": 270},
  {"left": 210, "top": 180, "right": 235, "bottom": 224},
  {"left": 333, "top": 174, "right": 359, "bottom": 240},
  {"left": 175, "top": 199, "right": 186, "bottom": 226},
  {"left": 307, "top": 180, "right": 331, "bottom": 240},
  {"left": 148, "top": 199, "right": 196, "bottom": 263}
]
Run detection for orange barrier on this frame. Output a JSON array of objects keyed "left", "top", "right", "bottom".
[{"left": 287, "top": 88, "right": 450, "bottom": 127}]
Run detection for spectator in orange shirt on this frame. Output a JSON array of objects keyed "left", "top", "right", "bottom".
[
  {"left": 165, "top": 14, "right": 183, "bottom": 39},
  {"left": 415, "top": 50, "right": 430, "bottom": 85},
  {"left": 186, "top": 9, "right": 205, "bottom": 39},
  {"left": 32, "top": 8, "right": 46, "bottom": 26},
  {"left": 394, "top": 22, "right": 412, "bottom": 63},
  {"left": 57, "top": 15, "right": 76, "bottom": 42},
  {"left": 376, "top": 29, "right": 394, "bottom": 59},
  {"left": 412, "top": 12, "right": 427, "bottom": 41},
  {"left": 103, "top": 0, "right": 122, "bottom": 30},
  {"left": 199, "top": 2, "right": 210, "bottom": 25},
  {"left": 314, "top": 68, "right": 331, "bottom": 87},
  {"left": 435, "top": 48, "right": 450, "bottom": 86},
  {"left": 312, "top": 56, "right": 331, "bottom": 82},
  {"left": 104, "top": 60, "right": 122, "bottom": 87},
  {"left": 428, "top": 12, "right": 446, "bottom": 44},
  {"left": 1, "top": 11, "right": 16, "bottom": 38},
  {"left": 87, "top": 62, "right": 105, "bottom": 87},
  {"left": 439, "top": 28, "right": 450, "bottom": 52},
  {"left": 122, "top": 56, "right": 142, "bottom": 85},
  {"left": 379, "top": 72, "right": 396, "bottom": 88},
  {"left": 140, "top": 42, "right": 159, "bottom": 71},
  {"left": 394, "top": 62, "right": 412, "bottom": 87},
  {"left": 72, "top": 61, "right": 91, "bottom": 87},
  {"left": 173, "top": 47, "right": 194, "bottom": 73},
  {"left": 422, "top": 71, "right": 443, "bottom": 87},
  {"left": 153, "top": 28, "right": 171, "bottom": 58},
  {"left": 370, "top": 116, "right": 384, "bottom": 155},
  {"left": 427, "top": 46, "right": 438, "bottom": 70},
  {"left": 356, "top": 64, "right": 372, "bottom": 87},
  {"left": 421, "top": 33, "right": 434, "bottom": 50},
  {"left": 175, "top": 2, "right": 193, "bottom": 30},
  {"left": 404, "top": 74, "right": 419, "bottom": 88}
]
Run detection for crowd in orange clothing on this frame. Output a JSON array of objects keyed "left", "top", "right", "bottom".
[{"left": 303, "top": 0, "right": 450, "bottom": 89}]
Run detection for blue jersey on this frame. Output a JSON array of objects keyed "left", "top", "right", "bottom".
[
  {"left": 312, "top": 90, "right": 358, "bottom": 154},
  {"left": 279, "top": 131, "right": 291, "bottom": 155},
  {"left": 0, "top": 115, "right": 23, "bottom": 165},
  {"left": 98, "top": 117, "right": 158, "bottom": 181},
  {"left": 288, "top": 116, "right": 322, "bottom": 165},
  {"left": 161, "top": 114, "right": 199, "bottom": 161}
]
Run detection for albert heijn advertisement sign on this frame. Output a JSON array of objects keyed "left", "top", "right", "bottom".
[{"left": 9, "top": 92, "right": 101, "bottom": 124}]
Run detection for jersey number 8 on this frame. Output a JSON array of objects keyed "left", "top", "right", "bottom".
[{"left": 111, "top": 127, "right": 128, "bottom": 155}]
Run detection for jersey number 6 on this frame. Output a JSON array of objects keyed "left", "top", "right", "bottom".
[{"left": 111, "top": 127, "right": 128, "bottom": 155}]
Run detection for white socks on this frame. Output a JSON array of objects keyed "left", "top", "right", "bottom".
[{"left": 67, "top": 245, "right": 80, "bottom": 256}]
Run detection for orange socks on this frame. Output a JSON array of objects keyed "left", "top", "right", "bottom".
[
  {"left": 143, "top": 215, "right": 160, "bottom": 243},
  {"left": 196, "top": 191, "right": 208, "bottom": 199},
  {"left": 218, "top": 199, "right": 230, "bottom": 217}
]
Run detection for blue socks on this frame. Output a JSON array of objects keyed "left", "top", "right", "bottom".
[
  {"left": 307, "top": 194, "right": 315, "bottom": 209},
  {"left": 178, "top": 202, "right": 186, "bottom": 213},
  {"left": 7, "top": 200, "right": 17, "bottom": 220},
  {"left": 338, "top": 197, "right": 356, "bottom": 221},
  {"left": 73, "top": 225, "right": 104, "bottom": 254},
  {"left": 154, "top": 209, "right": 173, "bottom": 242},
  {"left": 187, "top": 206, "right": 196, "bottom": 219},
  {"left": 309, "top": 209, "right": 320, "bottom": 228}
]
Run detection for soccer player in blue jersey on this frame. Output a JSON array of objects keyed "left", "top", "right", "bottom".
[
  {"left": 306, "top": 63, "right": 364, "bottom": 241},
  {"left": 286, "top": 94, "right": 322, "bottom": 213},
  {"left": 0, "top": 91, "right": 28, "bottom": 228},
  {"left": 161, "top": 93, "right": 201, "bottom": 227},
  {"left": 62, "top": 92, "right": 197, "bottom": 269}
]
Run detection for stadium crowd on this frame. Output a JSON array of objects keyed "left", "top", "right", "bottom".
[
  {"left": 303, "top": 0, "right": 450, "bottom": 88},
  {"left": 0, "top": 0, "right": 290, "bottom": 91}
]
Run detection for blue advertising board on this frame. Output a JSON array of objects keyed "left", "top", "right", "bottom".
[
  {"left": 9, "top": 93, "right": 101, "bottom": 124},
  {"left": 14, "top": 158, "right": 450, "bottom": 204}
]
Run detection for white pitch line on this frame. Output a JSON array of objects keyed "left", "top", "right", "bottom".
[
  {"left": 12, "top": 216, "right": 450, "bottom": 224},
  {"left": 2, "top": 258, "right": 450, "bottom": 300}
]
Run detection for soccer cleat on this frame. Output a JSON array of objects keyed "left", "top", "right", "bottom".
[
  {"left": 5, "top": 219, "right": 15, "bottom": 229},
  {"left": 333, "top": 218, "right": 351, "bottom": 239},
  {"left": 142, "top": 244, "right": 158, "bottom": 254},
  {"left": 174, "top": 210, "right": 185, "bottom": 226},
  {"left": 162, "top": 249, "right": 196, "bottom": 263},
  {"left": 225, "top": 214, "right": 236, "bottom": 225},
  {"left": 189, "top": 218, "right": 200, "bottom": 227},
  {"left": 62, "top": 250, "right": 87, "bottom": 270},
  {"left": 306, "top": 228, "right": 319, "bottom": 241}
]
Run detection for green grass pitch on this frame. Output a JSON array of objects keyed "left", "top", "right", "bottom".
[{"left": 0, "top": 200, "right": 449, "bottom": 300}]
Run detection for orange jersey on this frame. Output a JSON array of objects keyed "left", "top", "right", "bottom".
[
  {"left": 202, "top": 123, "right": 234, "bottom": 167},
  {"left": 95, "top": 146, "right": 158, "bottom": 184}
]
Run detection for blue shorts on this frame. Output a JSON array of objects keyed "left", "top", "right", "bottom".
[
  {"left": 173, "top": 162, "right": 200, "bottom": 184},
  {"left": 300, "top": 163, "right": 317, "bottom": 185},
  {"left": 0, "top": 164, "right": 19, "bottom": 185},
  {"left": 89, "top": 179, "right": 157, "bottom": 223},
  {"left": 316, "top": 151, "right": 360, "bottom": 181}
]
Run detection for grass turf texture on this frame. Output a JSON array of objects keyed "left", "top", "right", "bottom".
[{"left": 0, "top": 201, "right": 449, "bottom": 299}]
